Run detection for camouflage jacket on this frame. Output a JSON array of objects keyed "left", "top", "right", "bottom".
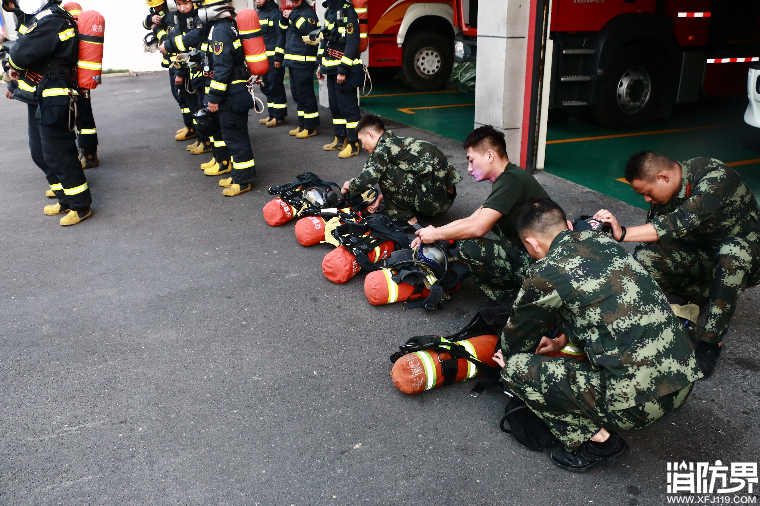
[
  {"left": 648, "top": 158, "right": 760, "bottom": 247},
  {"left": 501, "top": 229, "right": 703, "bottom": 410},
  {"left": 349, "top": 131, "right": 462, "bottom": 220}
]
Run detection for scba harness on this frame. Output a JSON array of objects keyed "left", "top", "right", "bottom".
[{"left": 364, "top": 242, "right": 470, "bottom": 310}]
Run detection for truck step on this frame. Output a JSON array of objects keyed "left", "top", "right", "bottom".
[
  {"left": 563, "top": 48, "right": 596, "bottom": 55},
  {"left": 560, "top": 75, "right": 592, "bottom": 82},
  {"left": 562, "top": 100, "right": 589, "bottom": 106}
]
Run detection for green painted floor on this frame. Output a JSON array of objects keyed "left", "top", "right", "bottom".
[{"left": 357, "top": 77, "right": 760, "bottom": 210}]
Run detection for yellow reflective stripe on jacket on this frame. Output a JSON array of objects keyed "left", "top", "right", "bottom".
[
  {"left": 8, "top": 56, "right": 23, "bottom": 71},
  {"left": 322, "top": 59, "right": 341, "bottom": 67},
  {"left": 275, "top": 47, "right": 284, "bottom": 54},
  {"left": 18, "top": 24, "right": 29, "bottom": 35},
  {"left": 284, "top": 54, "right": 317, "bottom": 62},
  {"left": 42, "top": 88, "right": 74, "bottom": 97},
  {"left": 233, "top": 159, "right": 255, "bottom": 170},
  {"left": 64, "top": 182, "right": 88, "bottom": 195},
  {"left": 157, "top": 29, "right": 167, "bottom": 39},
  {"left": 17, "top": 80, "right": 36, "bottom": 93},
  {"left": 266, "top": 50, "right": 276, "bottom": 57},
  {"left": 175, "top": 35, "right": 186, "bottom": 52},
  {"left": 209, "top": 80, "right": 227, "bottom": 91},
  {"left": 233, "top": 39, "right": 242, "bottom": 49},
  {"left": 231, "top": 79, "right": 248, "bottom": 85},
  {"left": 201, "top": 43, "right": 209, "bottom": 51},
  {"left": 246, "top": 53, "right": 267, "bottom": 63},
  {"left": 78, "top": 60, "right": 102, "bottom": 70},
  {"left": 279, "top": 21, "right": 288, "bottom": 29},
  {"left": 325, "top": 21, "right": 335, "bottom": 30},
  {"left": 295, "top": 17, "right": 305, "bottom": 29}
]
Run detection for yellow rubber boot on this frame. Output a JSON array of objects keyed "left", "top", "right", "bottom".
[
  {"left": 201, "top": 157, "right": 216, "bottom": 170},
  {"left": 219, "top": 177, "right": 232, "bottom": 187},
  {"left": 323, "top": 136, "right": 346, "bottom": 151},
  {"left": 338, "top": 141, "right": 360, "bottom": 159},
  {"left": 186, "top": 139, "right": 200, "bottom": 151},
  {"left": 175, "top": 127, "right": 196, "bottom": 141},
  {"left": 44, "top": 203, "right": 70, "bottom": 215},
  {"left": 45, "top": 189, "right": 56, "bottom": 198},
  {"left": 296, "top": 128, "right": 317, "bottom": 139},
  {"left": 266, "top": 118, "right": 285, "bottom": 128},
  {"left": 190, "top": 139, "right": 212, "bottom": 155},
  {"left": 60, "top": 208, "right": 92, "bottom": 226},
  {"left": 223, "top": 183, "right": 253, "bottom": 197},
  {"left": 205, "top": 159, "right": 231, "bottom": 176},
  {"left": 289, "top": 126, "right": 303, "bottom": 136},
  {"left": 259, "top": 117, "right": 271, "bottom": 125},
  {"left": 176, "top": 126, "right": 187, "bottom": 135}
]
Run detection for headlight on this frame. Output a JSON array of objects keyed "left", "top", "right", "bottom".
[{"left": 454, "top": 40, "right": 464, "bottom": 59}]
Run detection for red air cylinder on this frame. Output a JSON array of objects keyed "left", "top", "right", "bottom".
[
  {"left": 364, "top": 267, "right": 430, "bottom": 305},
  {"left": 353, "top": 0, "right": 368, "bottom": 53},
  {"left": 237, "top": 9, "right": 270, "bottom": 76},
  {"left": 322, "top": 241, "right": 394, "bottom": 284},
  {"left": 390, "top": 334, "right": 500, "bottom": 394},
  {"left": 263, "top": 198, "right": 301, "bottom": 226},
  {"left": 295, "top": 216, "right": 329, "bottom": 246},
  {"left": 76, "top": 10, "right": 105, "bottom": 89},
  {"left": 63, "top": 1, "right": 82, "bottom": 18}
]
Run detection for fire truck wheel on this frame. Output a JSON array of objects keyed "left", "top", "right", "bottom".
[
  {"left": 398, "top": 31, "right": 454, "bottom": 91},
  {"left": 592, "top": 47, "right": 662, "bottom": 129}
]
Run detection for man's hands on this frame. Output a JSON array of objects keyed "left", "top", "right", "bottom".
[
  {"left": 365, "top": 194, "right": 383, "bottom": 214},
  {"left": 207, "top": 102, "right": 219, "bottom": 113},
  {"left": 316, "top": 70, "right": 324, "bottom": 80},
  {"left": 152, "top": 14, "right": 162, "bottom": 26},
  {"left": 337, "top": 74, "right": 346, "bottom": 84},
  {"left": 8, "top": 68, "right": 18, "bottom": 81},
  {"left": 174, "top": 75, "right": 183, "bottom": 85},
  {"left": 341, "top": 179, "right": 352, "bottom": 194},
  {"left": 5, "top": 89, "right": 13, "bottom": 100},
  {"left": 159, "top": 42, "right": 168, "bottom": 55},
  {"left": 411, "top": 225, "right": 438, "bottom": 248},
  {"left": 274, "top": 61, "right": 281, "bottom": 69},
  {"left": 493, "top": 349, "right": 505, "bottom": 368},
  {"left": 593, "top": 209, "right": 623, "bottom": 241},
  {"left": 535, "top": 333, "right": 569, "bottom": 355}
]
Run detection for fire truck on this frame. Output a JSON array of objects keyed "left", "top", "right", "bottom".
[
  {"left": 453, "top": 0, "right": 760, "bottom": 128},
  {"left": 365, "top": 0, "right": 456, "bottom": 91}
]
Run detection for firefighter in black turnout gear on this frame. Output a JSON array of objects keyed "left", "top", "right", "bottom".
[
  {"left": 256, "top": 0, "right": 287, "bottom": 127},
  {"left": 3, "top": 0, "right": 93, "bottom": 225},
  {"left": 317, "top": 0, "right": 361, "bottom": 159},
  {"left": 160, "top": 0, "right": 209, "bottom": 152},
  {"left": 193, "top": 0, "right": 256, "bottom": 196},
  {"left": 284, "top": 0, "right": 320, "bottom": 138}
]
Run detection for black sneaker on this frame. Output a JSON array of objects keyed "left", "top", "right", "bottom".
[
  {"left": 695, "top": 341, "right": 722, "bottom": 378},
  {"left": 550, "top": 433, "right": 630, "bottom": 473}
]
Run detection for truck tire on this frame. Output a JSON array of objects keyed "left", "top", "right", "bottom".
[
  {"left": 398, "top": 31, "right": 453, "bottom": 91},
  {"left": 592, "top": 47, "right": 662, "bottom": 129}
]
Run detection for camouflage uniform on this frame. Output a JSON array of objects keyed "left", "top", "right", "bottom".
[
  {"left": 501, "top": 229, "right": 703, "bottom": 451},
  {"left": 633, "top": 158, "right": 760, "bottom": 344},
  {"left": 459, "top": 163, "right": 549, "bottom": 305},
  {"left": 348, "top": 131, "right": 462, "bottom": 221}
]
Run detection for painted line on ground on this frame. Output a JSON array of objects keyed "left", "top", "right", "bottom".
[
  {"left": 726, "top": 158, "right": 760, "bottom": 167},
  {"left": 546, "top": 124, "right": 737, "bottom": 145},
  {"left": 398, "top": 103, "right": 475, "bottom": 115},
  {"left": 362, "top": 90, "right": 462, "bottom": 98}
]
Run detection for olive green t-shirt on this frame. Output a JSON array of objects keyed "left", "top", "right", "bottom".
[{"left": 482, "top": 162, "right": 550, "bottom": 247}]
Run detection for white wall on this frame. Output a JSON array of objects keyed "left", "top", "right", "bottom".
[{"left": 3, "top": 1, "right": 255, "bottom": 72}]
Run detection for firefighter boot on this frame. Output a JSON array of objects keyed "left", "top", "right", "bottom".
[
  {"left": 266, "top": 118, "right": 285, "bottom": 128},
  {"left": 223, "top": 183, "right": 253, "bottom": 197},
  {"left": 296, "top": 128, "right": 317, "bottom": 139},
  {"left": 175, "top": 126, "right": 196, "bottom": 141},
  {"left": 289, "top": 125, "right": 303, "bottom": 136},
  {"left": 218, "top": 177, "right": 232, "bottom": 187},
  {"left": 259, "top": 117, "right": 272, "bottom": 125},
  {"left": 44, "top": 202, "right": 70, "bottom": 215},
  {"left": 204, "top": 159, "right": 231, "bottom": 176},
  {"left": 60, "top": 207, "right": 93, "bottom": 226},
  {"left": 45, "top": 189, "right": 56, "bottom": 198},
  {"left": 80, "top": 147, "right": 99, "bottom": 169},
  {"left": 176, "top": 126, "right": 187, "bottom": 135},
  {"left": 186, "top": 139, "right": 200, "bottom": 151},
  {"left": 201, "top": 157, "right": 216, "bottom": 170},
  {"left": 190, "top": 139, "right": 212, "bottom": 155},
  {"left": 323, "top": 136, "right": 346, "bottom": 151},
  {"left": 338, "top": 141, "right": 360, "bottom": 159}
]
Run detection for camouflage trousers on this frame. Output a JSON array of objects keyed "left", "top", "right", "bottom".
[
  {"left": 634, "top": 238, "right": 760, "bottom": 344},
  {"left": 459, "top": 237, "right": 532, "bottom": 304},
  {"left": 383, "top": 185, "right": 456, "bottom": 222},
  {"left": 503, "top": 353, "right": 694, "bottom": 451}
]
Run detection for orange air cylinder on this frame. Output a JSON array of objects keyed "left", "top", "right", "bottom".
[
  {"left": 364, "top": 267, "right": 431, "bottom": 305},
  {"left": 76, "top": 10, "right": 105, "bottom": 89},
  {"left": 322, "top": 241, "right": 394, "bottom": 284},
  {"left": 236, "top": 9, "right": 270, "bottom": 76},
  {"left": 390, "top": 334, "right": 500, "bottom": 394},
  {"left": 353, "top": 0, "right": 368, "bottom": 53},
  {"left": 62, "top": 1, "right": 82, "bottom": 18}
]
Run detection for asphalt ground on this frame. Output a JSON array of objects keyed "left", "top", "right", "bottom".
[{"left": 0, "top": 71, "right": 758, "bottom": 506}]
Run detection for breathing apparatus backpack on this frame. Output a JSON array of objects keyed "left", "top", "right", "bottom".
[
  {"left": 74, "top": 10, "right": 105, "bottom": 89},
  {"left": 236, "top": 9, "right": 269, "bottom": 76},
  {"left": 389, "top": 309, "right": 505, "bottom": 395},
  {"left": 322, "top": 214, "right": 409, "bottom": 284},
  {"left": 364, "top": 242, "right": 470, "bottom": 310},
  {"left": 264, "top": 173, "right": 378, "bottom": 226}
]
